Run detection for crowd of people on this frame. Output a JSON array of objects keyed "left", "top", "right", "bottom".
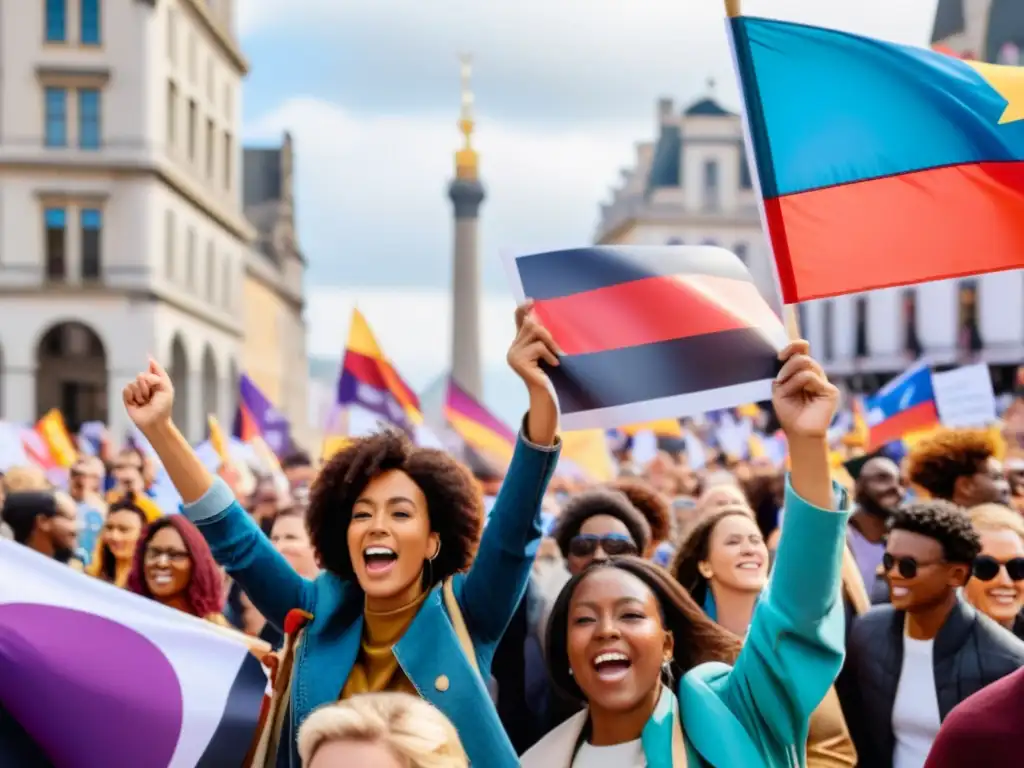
[{"left": 5, "top": 304, "right": 1024, "bottom": 767}]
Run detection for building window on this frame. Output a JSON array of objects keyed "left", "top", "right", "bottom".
[
  {"left": 44, "top": 87, "right": 68, "bottom": 147},
  {"left": 187, "top": 99, "right": 197, "bottom": 160},
  {"left": 854, "top": 297, "right": 869, "bottom": 358},
  {"left": 81, "top": 208, "right": 102, "bottom": 280},
  {"left": 80, "top": 0, "right": 100, "bottom": 45},
  {"left": 902, "top": 289, "right": 922, "bottom": 358},
  {"left": 734, "top": 243, "right": 748, "bottom": 264},
  {"left": 221, "top": 258, "right": 231, "bottom": 308},
  {"left": 45, "top": 208, "right": 67, "bottom": 280},
  {"left": 165, "top": 210, "right": 175, "bottom": 278},
  {"left": 186, "top": 227, "right": 196, "bottom": 289},
  {"left": 205, "top": 118, "right": 215, "bottom": 178},
  {"left": 822, "top": 301, "right": 834, "bottom": 362},
  {"left": 166, "top": 81, "right": 177, "bottom": 147},
  {"left": 958, "top": 279, "right": 983, "bottom": 355},
  {"left": 46, "top": 0, "right": 66, "bottom": 42},
  {"left": 78, "top": 89, "right": 101, "bottom": 149},
  {"left": 223, "top": 131, "right": 232, "bottom": 189},
  {"left": 206, "top": 242, "right": 216, "bottom": 302},
  {"left": 702, "top": 160, "right": 720, "bottom": 210}
]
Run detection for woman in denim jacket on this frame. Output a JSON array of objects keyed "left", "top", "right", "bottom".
[{"left": 122, "top": 304, "right": 561, "bottom": 767}]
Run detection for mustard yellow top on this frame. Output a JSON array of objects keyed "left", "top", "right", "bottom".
[
  {"left": 340, "top": 591, "right": 429, "bottom": 699},
  {"left": 806, "top": 686, "right": 857, "bottom": 767}
]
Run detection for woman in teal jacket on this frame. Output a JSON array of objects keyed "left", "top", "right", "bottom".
[
  {"left": 522, "top": 340, "right": 848, "bottom": 767},
  {"left": 121, "top": 304, "right": 562, "bottom": 768}
]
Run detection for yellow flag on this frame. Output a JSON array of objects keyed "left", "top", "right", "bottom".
[
  {"left": 207, "top": 414, "right": 230, "bottom": 466},
  {"left": 561, "top": 429, "right": 615, "bottom": 482},
  {"left": 36, "top": 409, "right": 77, "bottom": 468}
]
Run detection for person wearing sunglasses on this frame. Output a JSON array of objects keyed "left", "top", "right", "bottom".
[
  {"left": 965, "top": 503, "right": 1024, "bottom": 637},
  {"left": 842, "top": 500, "right": 1024, "bottom": 768},
  {"left": 551, "top": 488, "right": 652, "bottom": 577}
]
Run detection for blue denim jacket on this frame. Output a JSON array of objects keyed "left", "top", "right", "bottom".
[{"left": 182, "top": 431, "right": 559, "bottom": 767}]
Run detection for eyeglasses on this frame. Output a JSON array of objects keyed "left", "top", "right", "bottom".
[
  {"left": 568, "top": 533, "right": 638, "bottom": 558},
  {"left": 144, "top": 547, "right": 190, "bottom": 564},
  {"left": 882, "top": 552, "right": 944, "bottom": 579},
  {"left": 972, "top": 555, "right": 1024, "bottom": 582}
]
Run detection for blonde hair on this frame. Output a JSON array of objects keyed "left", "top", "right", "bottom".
[
  {"left": 3, "top": 465, "right": 49, "bottom": 492},
  {"left": 298, "top": 693, "right": 468, "bottom": 768},
  {"left": 968, "top": 503, "right": 1024, "bottom": 541}
]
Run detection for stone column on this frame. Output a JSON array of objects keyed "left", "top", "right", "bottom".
[{"left": 447, "top": 178, "right": 485, "bottom": 401}]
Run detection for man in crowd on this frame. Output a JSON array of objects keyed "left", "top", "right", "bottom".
[
  {"left": 848, "top": 454, "right": 904, "bottom": 601},
  {"left": 280, "top": 449, "right": 316, "bottom": 493},
  {"left": 842, "top": 500, "right": 1024, "bottom": 768},
  {"left": 69, "top": 456, "right": 107, "bottom": 563},
  {"left": 109, "top": 448, "right": 149, "bottom": 496},
  {"left": 1, "top": 491, "right": 78, "bottom": 563},
  {"left": 906, "top": 428, "right": 1011, "bottom": 507}
]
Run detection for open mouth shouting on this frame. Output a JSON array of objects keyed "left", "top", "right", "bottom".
[
  {"left": 592, "top": 650, "right": 633, "bottom": 683},
  {"left": 363, "top": 546, "right": 399, "bottom": 577}
]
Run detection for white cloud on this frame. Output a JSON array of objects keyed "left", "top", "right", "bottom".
[{"left": 245, "top": 98, "right": 642, "bottom": 288}]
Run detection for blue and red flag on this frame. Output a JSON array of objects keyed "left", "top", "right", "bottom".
[
  {"left": 864, "top": 362, "right": 940, "bottom": 449},
  {"left": 232, "top": 375, "right": 292, "bottom": 456},
  {"left": 504, "top": 245, "right": 787, "bottom": 430},
  {"left": 729, "top": 14, "right": 1024, "bottom": 302}
]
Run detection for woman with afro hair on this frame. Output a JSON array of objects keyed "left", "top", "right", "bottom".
[{"left": 121, "top": 303, "right": 561, "bottom": 768}]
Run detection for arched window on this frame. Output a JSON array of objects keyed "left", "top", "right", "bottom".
[
  {"left": 854, "top": 297, "right": 869, "bottom": 358},
  {"left": 902, "top": 289, "right": 922, "bottom": 358},
  {"left": 958, "top": 279, "right": 983, "bottom": 356}
]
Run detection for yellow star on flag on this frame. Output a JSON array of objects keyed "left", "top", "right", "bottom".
[{"left": 967, "top": 60, "right": 1024, "bottom": 124}]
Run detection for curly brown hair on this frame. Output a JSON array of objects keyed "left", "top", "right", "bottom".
[
  {"left": 551, "top": 489, "right": 652, "bottom": 559},
  {"left": 607, "top": 477, "right": 671, "bottom": 554},
  {"left": 670, "top": 507, "right": 755, "bottom": 608},
  {"left": 307, "top": 430, "right": 483, "bottom": 587},
  {"left": 906, "top": 428, "right": 997, "bottom": 501},
  {"left": 545, "top": 556, "right": 740, "bottom": 702}
]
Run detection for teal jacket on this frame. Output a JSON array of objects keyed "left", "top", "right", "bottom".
[
  {"left": 522, "top": 478, "right": 849, "bottom": 768},
  {"left": 182, "top": 432, "right": 560, "bottom": 768}
]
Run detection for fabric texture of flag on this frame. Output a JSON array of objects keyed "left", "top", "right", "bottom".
[
  {"left": 233, "top": 375, "right": 292, "bottom": 456},
  {"left": 729, "top": 15, "right": 1024, "bottom": 302},
  {"left": 444, "top": 378, "right": 516, "bottom": 465},
  {"left": 504, "top": 245, "right": 787, "bottom": 430},
  {"left": 336, "top": 309, "right": 422, "bottom": 433},
  {"left": 36, "top": 410, "right": 77, "bottom": 469},
  {"left": 865, "top": 362, "right": 940, "bottom": 449},
  {"left": 0, "top": 542, "right": 267, "bottom": 768}
]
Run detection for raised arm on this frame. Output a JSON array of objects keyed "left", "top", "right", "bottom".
[
  {"left": 123, "top": 359, "right": 313, "bottom": 628},
  {"left": 456, "top": 303, "right": 561, "bottom": 642},
  {"left": 720, "top": 341, "right": 848, "bottom": 750}
]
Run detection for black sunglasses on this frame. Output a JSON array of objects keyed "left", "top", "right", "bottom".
[
  {"left": 973, "top": 555, "right": 1024, "bottom": 582},
  {"left": 882, "top": 552, "right": 943, "bottom": 579},
  {"left": 568, "top": 533, "right": 638, "bottom": 558}
]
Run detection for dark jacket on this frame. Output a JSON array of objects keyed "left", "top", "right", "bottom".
[{"left": 841, "top": 597, "right": 1024, "bottom": 768}]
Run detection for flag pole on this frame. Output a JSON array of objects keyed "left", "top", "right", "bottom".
[{"left": 724, "top": 0, "right": 741, "bottom": 17}]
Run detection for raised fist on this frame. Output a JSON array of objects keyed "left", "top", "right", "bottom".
[{"left": 123, "top": 358, "right": 175, "bottom": 432}]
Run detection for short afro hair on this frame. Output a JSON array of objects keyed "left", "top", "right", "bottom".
[
  {"left": 552, "top": 489, "right": 651, "bottom": 558},
  {"left": 307, "top": 429, "right": 483, "bottom": 587},
  {"left": 607, "top": 477, "right": 671, "bottom": 552},
  {"left": 887, "top": 500, "right": 981, "bottom": 565},
  {"left": 906, "top": 428, "right": 997, "bottom": 501}
]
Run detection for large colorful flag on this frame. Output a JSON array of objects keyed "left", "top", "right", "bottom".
[
  {"left": 336, "top": 309, "right": 422, "bottom": 432},
  {"left": 503, "top": 245, "right": 787, "bottom": 430},
  {"left": 864, "top": 362, "right": 940, "bottom": 449},
  {"left": 0, "top": 542, "right": 267, "bottom": 767},
  {"left": 444, "top": 378, "right": 516, "bottom": 465},
  {"left": 729, "top": 14, "right": 1024, "bottom": 302},
  {"left": 233, "top": 375, "right": 292, "bottom": 456},
  {"left": 35, "top": 409, "right": 77, "bottom": 469}
]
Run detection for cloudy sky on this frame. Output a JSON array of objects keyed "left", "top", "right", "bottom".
[{"left": 239, "top": 0, "right": 940, "bottom": 424}]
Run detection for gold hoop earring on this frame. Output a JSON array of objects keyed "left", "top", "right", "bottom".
[{"left": 430, "top": 540, "right": 441, "bottom": 562}]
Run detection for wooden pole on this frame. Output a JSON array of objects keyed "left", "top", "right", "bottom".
[{"left": 725, "top": 0, "right": 741, "bottom": 17}]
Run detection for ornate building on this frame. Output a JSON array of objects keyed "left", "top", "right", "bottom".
[
  {"left": 0, "top": 1, "right": 313, "bottom": 441},
  {"left": 241, "top": 134, "right": 310, "bottom": 450},
  {"left": 594, "top": 91, "right": 779, "bottom": 313}
]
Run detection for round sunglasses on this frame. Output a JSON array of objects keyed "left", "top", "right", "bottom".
[
  {"left": 568, "top": 533, "right": 638, "bottom": 558},
  {"left": 882, "top": 552, "right": 944, "bottom": 579},
  {"left": 972, "top": 555, "right": 1024, "bottom": 582}
]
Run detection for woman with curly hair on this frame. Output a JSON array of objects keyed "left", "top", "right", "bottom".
[
  {"left": 523, "top": 340, "right": 851, "bottom": 767},
  {"left": 906, "top": 427, "right": 1010, "bottom": 507},
  {"left": 122, "top": 304, "right": 561, "bottom": 768},
  {"left": 127, "top": 515, "right": 228, "bottom": 624},
  {"left": 670, "top": 507, "right": 857, "bottom": 767},
  {"left": 86, "top": 495, "right": 150, "bottom": 588}
]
